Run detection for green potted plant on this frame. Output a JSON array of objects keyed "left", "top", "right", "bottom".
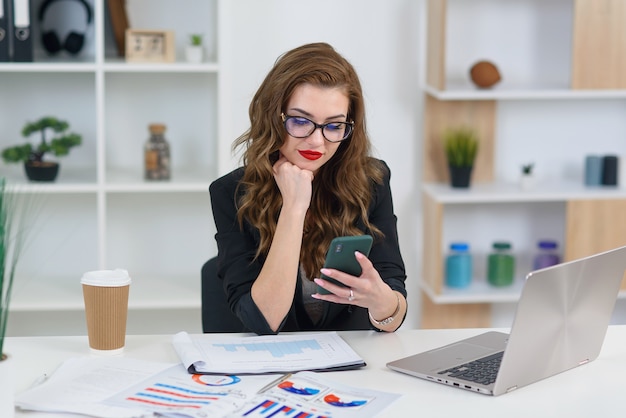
[
  {"left": 1, "top": 116, "right": 82, "bottom": 182},
  {"left": 520, "top": 162, "right": 535, "bottom": 190},
  {"left": 185, "top": 33, "right": 204, "bottom": 63},
  {"left": 0, "top": 178, "right": 29, "bottom": 413},
  {"left": 443, "top": 127, "right": 479, "bottom": 188}
]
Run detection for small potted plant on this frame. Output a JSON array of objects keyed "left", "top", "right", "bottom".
[
  {"left": 520, "top": 162, "right": 535, "bottom": 190},
  {"left": 1, "top": 116, "right": 82, "bottom": 182},
  {"left": 443, "top": 127, "right": 479, "bottom": 188},
  {"left": 185, "top": 33, "right": 204, "bottom": 63}
]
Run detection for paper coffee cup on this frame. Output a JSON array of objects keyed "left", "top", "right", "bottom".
[{"left": 81, "top": 269, "right": 131, "bottom": 355}]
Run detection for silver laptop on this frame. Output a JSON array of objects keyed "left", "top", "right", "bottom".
[{"left": 387, "top": 245, "right": 626, "bottom": 396}]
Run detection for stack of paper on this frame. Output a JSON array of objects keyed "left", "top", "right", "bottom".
[
  {"left": 16, "top": 332, "right": 399, "bottom": 417},
  {"left": 16, "top": 357, "right": 399, "bottom": 417}
]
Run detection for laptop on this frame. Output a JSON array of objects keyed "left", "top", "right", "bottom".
[{"left": 387, "top": 244, "right": 626, "bottom": 396}]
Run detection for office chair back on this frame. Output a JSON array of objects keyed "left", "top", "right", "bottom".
[{"left": 201, "top": 257, "right": 247, "bottom": 333}]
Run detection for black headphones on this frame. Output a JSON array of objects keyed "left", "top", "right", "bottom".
[{"left": 38, "top": 0, "right": 93, "bottom": 55}]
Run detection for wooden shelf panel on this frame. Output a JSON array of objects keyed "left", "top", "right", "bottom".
[{"left": 572, "top": 0, "right": 626, "bottom": 89}]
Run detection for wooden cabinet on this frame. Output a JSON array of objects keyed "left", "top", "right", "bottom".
[
  {"left": 421, "top": 0, "right": 626, "bottom": 328},
  {"left": 2, "top": 0, "right": 226, "bottom": 335}
]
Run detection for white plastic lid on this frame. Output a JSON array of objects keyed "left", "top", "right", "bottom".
[{"left": 80, "top": 269, "right": 131, "bottom": 287}]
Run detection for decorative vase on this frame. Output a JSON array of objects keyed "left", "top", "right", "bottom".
[
  {"left": 448, "top": 165, "right": 473, "bottom": 188},
  {"left": 24, "top": 161, "right": 59, "bottom": 181},
  {"left": 0, "top": 353, "right": 15, "bottom": 416},
  {"left": 185, "top": 45, "right": 204, "bottom": 63}
]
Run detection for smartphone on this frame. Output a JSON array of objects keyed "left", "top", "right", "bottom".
[{"left": 317, "top": 235, "right": 373, "bottom": 295}]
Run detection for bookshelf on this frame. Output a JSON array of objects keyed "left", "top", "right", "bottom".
[
  {"left": 2, "top": 0, "right": 229, "bottom": 335},
  {"left": 420, "top": 0, "right": 626, "bottom": 328}
]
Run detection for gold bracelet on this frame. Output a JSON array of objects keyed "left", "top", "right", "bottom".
[{"left": 369, "top": 292, "right": 401, "bottom": 326}]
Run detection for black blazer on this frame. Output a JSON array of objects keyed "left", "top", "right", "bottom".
[{"left": 209, "top": 159, "right": 407, "bottom": 335}]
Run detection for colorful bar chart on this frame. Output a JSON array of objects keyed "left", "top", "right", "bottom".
[
  {"left": 213, "top": 339, "right": 323, "bottom": 358},
  {"left": 243, "top": 399, "right": 330, "bottom": 418},
  {"left": 125, "top": 382, "right": 227, "bottom": 409}
]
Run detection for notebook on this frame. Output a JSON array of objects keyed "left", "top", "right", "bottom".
[{"left": 387, "top": 244, "right": 626, "bottom": 396}]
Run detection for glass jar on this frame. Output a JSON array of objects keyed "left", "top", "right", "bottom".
[
  {"left": 487, "top": 241, "right": 515, "bottom": 287},
  {"left": 445, "top": 242, "right": 472, "bottom": 288},
  {"left": 533, "top": 240, "right": 560, "bottom": 270},
  {"left": 144, "top": 123, "right": 171, "bottom": 180}
]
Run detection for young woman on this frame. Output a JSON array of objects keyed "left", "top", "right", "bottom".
[{"left": 209, "top": 42, "right": 407, "bottom": 335}]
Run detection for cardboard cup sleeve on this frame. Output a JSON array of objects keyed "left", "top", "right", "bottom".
[{"left": 81, "top": 269, "right": 131, "bottom": 354}]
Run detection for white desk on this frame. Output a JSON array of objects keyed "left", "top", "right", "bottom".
[{"left": 7, "top": 326, "right": 626, "bottom": 417}]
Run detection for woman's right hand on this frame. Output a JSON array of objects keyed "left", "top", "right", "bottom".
[{"left": 273, "top": 154, "right": 314, "bottom": 213}]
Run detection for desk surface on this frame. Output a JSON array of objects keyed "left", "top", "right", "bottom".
[{"left": 7, "top": 326, "right": 626, "bottom": 417}]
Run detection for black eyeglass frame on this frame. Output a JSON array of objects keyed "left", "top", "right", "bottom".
[{"left": 280, "top": 113, "right": 354, "bottom": 143}]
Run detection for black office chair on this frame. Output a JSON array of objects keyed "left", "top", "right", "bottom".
[{"left": 201, "top": 257, "right": 247, "bottom": 333}]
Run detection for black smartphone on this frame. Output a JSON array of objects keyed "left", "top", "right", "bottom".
[{"left": 317, "top": 235, "right": 373, "bottom": 295}]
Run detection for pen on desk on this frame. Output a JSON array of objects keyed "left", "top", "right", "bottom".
[
  {"left": 29, "top": 360, "right": 66, "bottom": 389},
  {"left": 257, "top": 373, "right": 293, "bottom": 394},
  {"left": 30, "top": 373, "right": 49, "bottom": 388}
]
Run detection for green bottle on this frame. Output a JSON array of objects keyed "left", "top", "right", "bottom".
[{"left": 487, "top": 241, "right": 515, "bottom": 286}]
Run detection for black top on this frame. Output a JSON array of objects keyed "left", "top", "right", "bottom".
[{"left": 209, "top": 159, "right": 407, "bottom": 335}]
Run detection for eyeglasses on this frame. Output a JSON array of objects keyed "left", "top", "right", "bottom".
[{"left": 281, "top": 113, "right": 354, "bottom": 143}]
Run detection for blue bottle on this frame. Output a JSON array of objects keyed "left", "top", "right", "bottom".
[{"left": 445, "top": 242, "right": 472, "bottom": 288}]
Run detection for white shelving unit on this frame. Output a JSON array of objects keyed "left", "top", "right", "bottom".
[
  {"left": 2, "top": 0, "right": 226, "bottom": 335},
  {"left": 422, "top": 182, "right": 626, "bottom": 305},
  {"left": 420, "top": 0, "right": 626, "bottom": 328}
]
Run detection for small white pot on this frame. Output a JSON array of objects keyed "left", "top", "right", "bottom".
[
  {"left": 0, "top": 353, "right": 15, "bottom": 416},
  {"left": 185, "top": 45, "right": 204, "bottom": 63},
  {"left": 520, "top": 174, "right": 535, "bottom": 190}
]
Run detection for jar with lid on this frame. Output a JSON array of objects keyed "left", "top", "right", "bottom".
[
  {"left": 487, "top": 241, "right": 515, "bottom": 287},
  {"left": 445, "top": 242, "right": 472, "bottom": 288},
  {"left": 144, "top": 123, "right": 171, "bottom": 180},
  {"left": 533, "top": 240, "right": 560, "bottom": 270}
]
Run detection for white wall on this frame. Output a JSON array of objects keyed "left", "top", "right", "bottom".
[{"left": 220, "top": 0, "right": 424, "bottom": 328}]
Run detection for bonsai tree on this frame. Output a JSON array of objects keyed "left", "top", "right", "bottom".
[
  {"left": 443, "top": 127, "right": 479, "bottom": 168},
  {"left": 1, "top": 116, "right": 82, "bottom": 165}
]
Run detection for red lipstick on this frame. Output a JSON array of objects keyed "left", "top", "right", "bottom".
[{"left": 299, "top": 150, "right": 322, "bottom": 160}]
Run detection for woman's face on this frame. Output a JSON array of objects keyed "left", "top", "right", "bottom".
[{"left": 279, "top": 84, "right": 350, "bottom": 174}]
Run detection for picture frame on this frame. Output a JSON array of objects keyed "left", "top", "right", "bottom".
[{"left": 125, "top": 30, "right": 175, "bottom": 63}]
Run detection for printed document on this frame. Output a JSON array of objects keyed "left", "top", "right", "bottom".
[
  {"left": 16, "top": 356, "right": 399, "bottom": 417},
  {"left": 172, "top": 331, "right": 366, "bottom": 374}
]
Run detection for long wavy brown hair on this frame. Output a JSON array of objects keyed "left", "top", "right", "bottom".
[{"left": 233, "top": 42, "right": 384, "bottom": 279}]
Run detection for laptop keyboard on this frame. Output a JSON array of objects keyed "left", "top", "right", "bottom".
[{"left": 438, "top": 351, "right": 504, "bottom": 386}]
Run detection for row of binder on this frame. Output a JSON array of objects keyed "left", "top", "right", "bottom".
[{"left": 0, "top": 0, "right": 34, "bottom": 62}]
